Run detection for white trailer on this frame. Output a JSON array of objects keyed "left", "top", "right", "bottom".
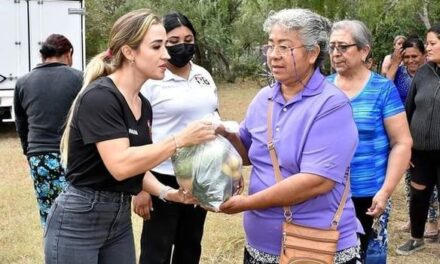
[{"left": 0, "top": 0, "right": 85, "bottom": 122}]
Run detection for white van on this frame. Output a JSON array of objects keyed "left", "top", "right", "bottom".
[{"left": 0, "top": 0, "right": 85, "bottom": 122}]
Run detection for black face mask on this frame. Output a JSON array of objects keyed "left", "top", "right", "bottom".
[{"left": 167, "top": 43, "right": 196, "bottom": 68}]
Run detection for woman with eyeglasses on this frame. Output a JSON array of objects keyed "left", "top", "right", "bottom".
[
  {"left": 135, "top": 12, "right": 218, "bottom": 264},
  {"left": 396, "top": 23, "right": 440, "bottom": 256},
  {"left": 219, "top": 9, "right": 361, "bottom": 264},
  {"left": 327, "top": 20, "right": 412, "bottom": 262}
]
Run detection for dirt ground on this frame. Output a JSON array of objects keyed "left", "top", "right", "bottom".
[{"left": 1, "top": 80, "right": 439, "bottom": 263}]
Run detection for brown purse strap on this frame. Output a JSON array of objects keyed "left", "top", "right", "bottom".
[
  {"left": 267, "top": 99, "right": 293, "bottom": 221},
  {"left": 266, "top": 99, "right": 350, "bottom": 229}
]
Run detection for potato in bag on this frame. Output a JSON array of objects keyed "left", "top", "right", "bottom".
[{"left": 171, "top": 135, "right": 242, "bottom": 211}]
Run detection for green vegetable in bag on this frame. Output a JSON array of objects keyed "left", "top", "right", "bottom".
[{"left": 171, "top": 135, "right": 242, "bottom": 211}]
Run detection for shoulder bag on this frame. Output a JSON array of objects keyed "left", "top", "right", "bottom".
[{"left": 266, "top": 99, "right": 350, "bottom": 264}]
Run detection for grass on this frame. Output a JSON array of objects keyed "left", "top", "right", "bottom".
[{"left": 1, "top": 80, "right": 439, "bottom": 263}]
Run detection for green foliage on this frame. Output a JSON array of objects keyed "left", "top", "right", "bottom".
[
  {"left": 84, "top": 0, "right": 440, "bottom": 81},
  {"left": 84, "top": 0, "right": 128, "bottom": 59},
  {"left": 354, "top": 0, "right": 429, "bottom": 71}
]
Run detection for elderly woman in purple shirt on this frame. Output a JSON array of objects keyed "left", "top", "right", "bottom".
[{"left": 219, "top": 9, "right": 361, "bottom": 264}]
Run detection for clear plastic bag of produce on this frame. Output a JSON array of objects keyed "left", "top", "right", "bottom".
[{"left": 171, "top": 135, "right": 242, "bottom": 211}]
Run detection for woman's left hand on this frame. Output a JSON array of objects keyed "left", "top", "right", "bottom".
[
  {"left": 166, "top": 188, "right": 198, "bottom": 205},
  {"left": 219, "top": 195, "right": 248, "bottom": 214},
  {"left": 366, "top": 190, "right": 388, "bottom": 217}
]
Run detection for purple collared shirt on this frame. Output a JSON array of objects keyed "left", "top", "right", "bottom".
[{"left": 239, "top": 68, "right": 360, "bottom": 255}]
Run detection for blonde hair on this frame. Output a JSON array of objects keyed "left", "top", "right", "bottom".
[
  {"left": 393, "top": 35, "right": 406, "bottom": 45},
  {"left": 60, "top": 9, "right": 161, "bottom": 165}
]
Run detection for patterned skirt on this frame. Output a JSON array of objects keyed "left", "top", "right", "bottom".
[{"left": 244, "top": 243, "right": 361, "bottom": 264}]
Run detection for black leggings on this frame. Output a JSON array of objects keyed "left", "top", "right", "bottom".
[
  {"left": 409, "top": 149, "right": 440, "bottom": 239},
  {"left": 352, "top": 197, "right": 374, "bottom": 256},
  {"left": 139, "top": 172, "right": 207, "bottom": 264}
]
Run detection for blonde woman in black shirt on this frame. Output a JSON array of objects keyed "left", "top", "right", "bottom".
[{"left": 44, "top": 9, "right": 215, "bottom": 264}]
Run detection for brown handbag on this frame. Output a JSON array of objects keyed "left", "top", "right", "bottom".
[{"left": 266, "top": 99, "right": 350, "bottom": 264}]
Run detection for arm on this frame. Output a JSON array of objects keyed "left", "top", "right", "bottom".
[
  {"left": 220, "top": 173, "right": 334, "bottom": 214},
  {"left": 78, "top": 87, "right": 215, "bottom": 181},
  {"left": 381, "top": 55, "right": 391, "bottom": 76},
  {"left": 13, "top": 84, "right": 29, "bottom": 155},
  {"left": 216, "top": 125, "right": 250, "bottom": 165},
  {"left": 96, "top": 121, "right": 215, "bottom": 181},
  {"left": 405, "top": 77, "right": 417, "bottom": 123},
  {"left": 367, "top": 112, "right": 412, "bottom": 217},
  {"left": 224, "top": 132, "right": 250, "bottom": 165},
  {"left": 221, "top": 98, "right": 357, "bottom": 214},
  {"left": 386, "top": 49, "right": 403, "bottom": 81},
  {"left": 134, "top": 159, "right": 205, "bottom": 219},
  {"left": 142, "top": 171, "right": 195, "bottom": 204}
]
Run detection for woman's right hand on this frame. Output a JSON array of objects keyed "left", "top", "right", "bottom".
[
  {"left": 391, "top": 47, "right": 404, "bottom": 64},
  {"left": 214, "top": 123, "right": 228, "bottom": 137},
  {"left": 219, "top": 195, "right": 249, "bottom": 214},
  {"left": 132, "top": 191, "right": 153, "bottom": 220},
  {"left": 175, "top": 120, "right": 216, "bottom": 147}
]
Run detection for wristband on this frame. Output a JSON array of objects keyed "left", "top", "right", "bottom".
[
  {"left": 159, "top": 186, "right": 173, "bottom": 202},
  {"left": 172, "top": 135, "right": 182, "bottom": 152}
]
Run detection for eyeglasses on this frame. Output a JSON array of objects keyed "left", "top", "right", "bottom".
[
  {"left": 262, "top": 44, "right": 305, "bottom": 56},
  {"left": 328, "top": 43, "right": 357, "bottom": 53}
]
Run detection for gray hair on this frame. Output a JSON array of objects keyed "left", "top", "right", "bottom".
[
  {"left": 263, "top": 8, "right": 332, "bottom": 68},
  {"left": 331, "top": 20, "right": 372, "bottom": 49}
]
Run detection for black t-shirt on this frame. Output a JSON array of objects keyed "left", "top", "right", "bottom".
[{"left": 66, "top": 77, "right": 152, "bottom": 194}]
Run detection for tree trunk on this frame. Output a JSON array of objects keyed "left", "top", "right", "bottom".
[
  {"left": 215, "top": 50, "right": 236, "bottom": 83},
  {"left": 417, "top": 0, "right": 431, "bottom": 30}
]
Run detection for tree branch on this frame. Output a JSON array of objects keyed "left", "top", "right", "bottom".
[{"left": 417, "top": 0, "right": 431, "bottom": 29}]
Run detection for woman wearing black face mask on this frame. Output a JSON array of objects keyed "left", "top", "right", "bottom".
[{"left": 136, "top": 12, "right": 218, "bottom": 264}]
